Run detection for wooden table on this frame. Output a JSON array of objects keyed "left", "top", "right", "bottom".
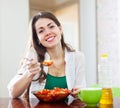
[{"left": 0, "top": 97, "right": 120, "bottom": 108}]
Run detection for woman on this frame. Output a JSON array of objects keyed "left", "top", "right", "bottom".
[{"left": 7, "top": 11, "right": 86, "bottom": 99}]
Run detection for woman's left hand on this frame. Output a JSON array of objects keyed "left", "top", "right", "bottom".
[{"left": 70, "top": 88, "right": 80, "bottom": 98}]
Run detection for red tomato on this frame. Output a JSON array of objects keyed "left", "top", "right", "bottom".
[
  {"left": 43, "top": 60, "right": 53, "bottom": 66},
  {"left": 34, "top": 87, "right": 70, "bottom": 102}
]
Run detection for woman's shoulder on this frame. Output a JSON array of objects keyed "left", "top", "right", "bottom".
[
  {"left": 69, "top": 50, "right": 85, "bottom": 58},
  {"left": 66, "top": 50, "right": 85, "bottom": 62},
  {"left": 73, "top": 50, "right": 85, "bottom": 66}
]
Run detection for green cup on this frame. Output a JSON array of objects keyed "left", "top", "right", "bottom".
[{"left": 78, "top": 88, "right": 102, "bottom": 106}]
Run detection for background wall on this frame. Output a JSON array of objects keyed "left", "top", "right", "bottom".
[
  {"left": 0, "top": 0, "right": 29, "bottom": 97},
  {"left": 54, "top": 3, "right": 79, "bottom": 50},
  {"left": 80, "top": 0, "right": 97, "bottom": 86}
]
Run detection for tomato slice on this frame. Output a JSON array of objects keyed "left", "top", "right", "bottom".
[{"left": 43, "top": 60, "right": 53, "bottom": 66}]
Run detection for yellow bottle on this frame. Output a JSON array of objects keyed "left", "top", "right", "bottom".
[
  {"left": 98, "top": 54, "right": 113, "bottom": 105},
  {"left": 100, "top": 88, "right": 113, "bottom": 104},
  {"left": 100, "top": 102, "right": 113, "bottom": 108}
]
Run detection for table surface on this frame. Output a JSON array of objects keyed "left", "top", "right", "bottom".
[{"left": 0, "top": 97, "right": 120, "bottom": 108}]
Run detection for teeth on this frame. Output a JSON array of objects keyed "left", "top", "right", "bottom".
[{"left": 47, "top": 37, "right": 54, "bottom": 41}]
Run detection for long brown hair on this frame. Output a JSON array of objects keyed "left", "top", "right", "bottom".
[{"left": 30, "top": 11, "right": 75, "bottom": 82}]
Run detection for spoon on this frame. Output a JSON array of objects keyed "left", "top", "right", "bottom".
[{"left": 24, "top": 58, "right": 53, "bottom": 66}]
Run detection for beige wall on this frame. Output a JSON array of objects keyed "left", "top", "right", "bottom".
[
  {"left": 54, "top": 3, "right": 79, "bottom": 50},
  {"left": 54, "top": 4, "right": 79, "bottom": 22}
]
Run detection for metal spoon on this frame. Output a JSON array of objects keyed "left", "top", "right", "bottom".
[{"left": 24, "top": 58, "right": 53, "bottom": 66}]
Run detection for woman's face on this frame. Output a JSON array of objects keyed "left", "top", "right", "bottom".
[{"left": 35, "top": 18, "right": 62, "bottom": 48}]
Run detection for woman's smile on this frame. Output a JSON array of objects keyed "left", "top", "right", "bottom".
[{"left": 46, "top": 36, "right": 55, "bottom": 42}]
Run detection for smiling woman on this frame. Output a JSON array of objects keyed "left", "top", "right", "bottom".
[
  {"left": 30, "top": 0, "right": 80, "bottom": 50},
  {"left": 35, "top": 18, "right": 62, "bottom": 48},
  {"left": 7, "top": 11, "right": 86, "bottom": 100}
]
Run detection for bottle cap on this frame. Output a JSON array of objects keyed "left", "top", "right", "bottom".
[{"left": 101, "top": 53, "right": 108, "bottom": 58}]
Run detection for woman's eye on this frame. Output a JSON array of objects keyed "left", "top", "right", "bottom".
[
  {"left": 39, "top": 30, "right": 44, "bottom": 33},
  {"left": 49, "top": 25, "right": 55, "bottom": 28}
]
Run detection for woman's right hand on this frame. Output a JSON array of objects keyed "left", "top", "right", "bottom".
[{"left": 27, "top": 59, "right": 41, "bottom": 77}]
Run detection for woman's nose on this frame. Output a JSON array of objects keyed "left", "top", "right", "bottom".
[{"left": 45, "top": 29, "right": 51, "bottom": 36}]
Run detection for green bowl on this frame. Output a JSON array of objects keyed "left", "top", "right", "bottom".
[{"left": 78, "top": 88, "right": 102, "bottom": 106}]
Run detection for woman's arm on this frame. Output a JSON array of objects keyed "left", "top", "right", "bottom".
[
  {"left": 8, "top": 59, "right": 41, "bottom": 98},
  {"left": 8, "top": 71, "right": 33, "bottom": 98}
]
